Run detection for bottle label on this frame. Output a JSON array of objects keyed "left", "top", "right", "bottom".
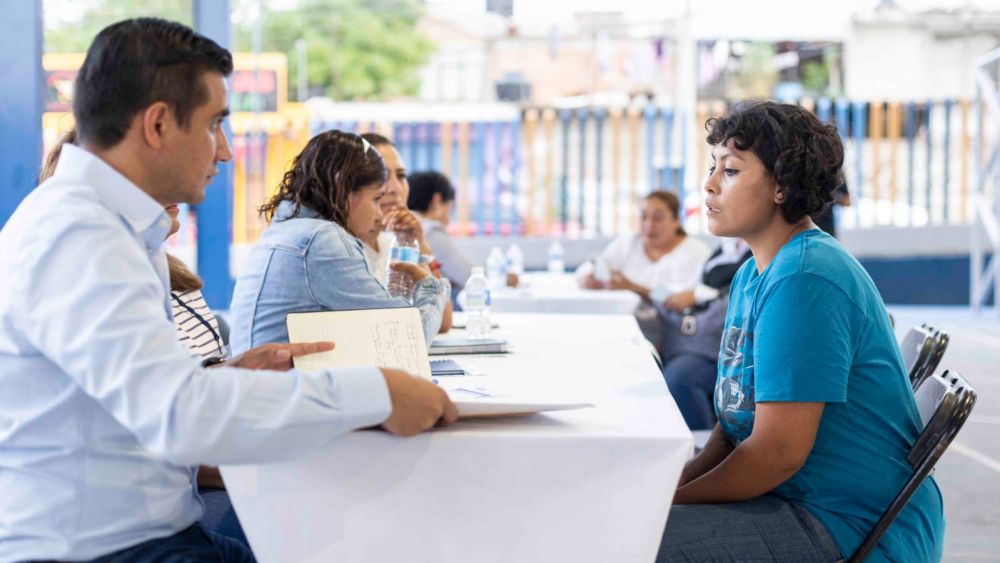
[
  {"left": 467, "top": 290, "right": 488, "bottom": 309},
  {"left": 389, "top": 246, "right": 420, "bottom": 265}
]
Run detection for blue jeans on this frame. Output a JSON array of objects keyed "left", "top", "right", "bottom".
[
  {"left": 200, "top": 489, "right": 250, "bottom": 548},
  {"left": 663, "top": 353, "right": 717, "bottom": 430},
  {"left": 81, "top": 523, "right": 254, "bottom": 562},
  {"left": 658, "top": 494, "right": 843, "bottom": 562}
]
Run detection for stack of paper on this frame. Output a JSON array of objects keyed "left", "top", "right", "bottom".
[{"left": 429, "top": 337, "right": 509, "bottom": 355}]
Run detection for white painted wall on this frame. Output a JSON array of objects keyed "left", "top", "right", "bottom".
[{"left": 845, "top": 19, "right": 998, "bottom": 100}]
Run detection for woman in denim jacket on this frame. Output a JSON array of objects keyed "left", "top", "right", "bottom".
[{"left": 229, "top": 130, "right": 450, "bottom": 354}]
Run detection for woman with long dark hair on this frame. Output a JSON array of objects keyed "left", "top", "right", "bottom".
[{"left": 229, "top": 130, "right": 450, "bottom": 353}]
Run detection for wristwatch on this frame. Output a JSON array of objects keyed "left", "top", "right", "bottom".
[
  {"left": 201, "top": 356, "right": 226, "bottom": 368},
  {"left": 419, "top": 254, "right": 435, "bottom": 265}
]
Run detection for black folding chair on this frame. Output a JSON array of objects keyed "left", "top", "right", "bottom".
[
  {"left": 919, "top": 329, "right": 949, "bottom": 389},
  {"left": 898, "top": 324, "right": 948, "bottom": 388},
  {"left": 848, "top": 369, "right": 977, "bottom": 562}
]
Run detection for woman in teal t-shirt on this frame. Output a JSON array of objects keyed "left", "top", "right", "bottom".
[{"left": 657, "top": 101, "right": 944, "bottom": 562}]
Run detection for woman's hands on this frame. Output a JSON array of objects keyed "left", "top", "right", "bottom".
[{"left": 383, "top": 209, "right": 431, "bottom": 255}]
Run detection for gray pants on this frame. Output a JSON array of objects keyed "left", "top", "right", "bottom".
[{"left": 658, "top": 495, "right": 843, "bottom": 562}]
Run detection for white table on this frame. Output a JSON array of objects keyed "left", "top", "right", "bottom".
[
  {"left": 222, "top": 313, "right": 692, "bottom": 563},
  {"left": 486, "top": 272, "right": 642, "bottom": 315}
]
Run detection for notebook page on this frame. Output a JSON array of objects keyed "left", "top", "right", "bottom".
[{"left": 286, "top": 308, "right": 432, "bottom": 379}]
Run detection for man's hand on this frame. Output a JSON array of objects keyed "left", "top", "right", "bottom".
[
  {"left": 381, "top": 368, "right": 458, "bottom": 436},
  {"left": 223, "top": 342, "right": 335, "bottom": 371},
  {"left": 665, "top": 290, "right": 697, "bottom": 313}
]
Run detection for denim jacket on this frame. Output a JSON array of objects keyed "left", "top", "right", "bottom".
[{"left": 229, "top": 201, "right": 450, "bottom": 354}]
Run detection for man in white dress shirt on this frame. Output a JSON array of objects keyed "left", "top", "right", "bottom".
[{"left": 0, "top": 18, "right": 456, "bottom": 562}]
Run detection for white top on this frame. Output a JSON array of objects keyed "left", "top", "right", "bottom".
[
  {"left": 0, "top": 144, "right": 391, "bottom": 561},
  {"left": 171, "top": 289, "right": 226, "bottom": 359},
  {"left": 577, "top": 234, "right": 712, "bottom": 299},
  {"left": 362, "top": 230, "right": 394, "bottom": 285}
]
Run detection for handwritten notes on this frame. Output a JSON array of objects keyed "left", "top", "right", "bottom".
[{"left": 286, "top": 308, "right": 431, "bottom": 379}]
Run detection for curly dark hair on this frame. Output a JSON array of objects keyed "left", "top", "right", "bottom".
[
  {"left": 705, "top": 100, "right": 844, "bottom": 223},
  {"left": 259, "top": 130, "right": 387, "bottom": 232}
]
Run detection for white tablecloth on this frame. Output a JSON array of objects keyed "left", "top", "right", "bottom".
[
  {"left": 487, "top": 272, "right": 642, "bottom": 315},
  {"left": 222, "top": 313, "right": 692, "bottom": 563}
]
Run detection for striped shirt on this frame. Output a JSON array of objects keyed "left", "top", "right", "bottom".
[{"left": 170, "top": 289, "right": 225, "bottom": 359}]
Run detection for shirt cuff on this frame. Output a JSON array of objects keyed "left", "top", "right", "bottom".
[
  {"left": 693, "top": 283, "right": 719, "bottom": 305},
  {"left": 328, "top": 366, "right": 392, "bottom": 429}
]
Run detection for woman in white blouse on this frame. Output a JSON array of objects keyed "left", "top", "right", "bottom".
[{"left": 578, "top": 190, "right": 711, "bottom": 304}]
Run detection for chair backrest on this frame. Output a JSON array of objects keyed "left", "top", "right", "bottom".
[
  {"left": 849, "top": 369, "right": 977, "bottom": 562},
  {"left": 899, "top": 324, "right": 949, "bottom": 389},
  {"left": 917, "top": 327, "right": 948, "bottom": 389},
  {"left": 899, "top": 325, "right": 935, "bottom": 383}
]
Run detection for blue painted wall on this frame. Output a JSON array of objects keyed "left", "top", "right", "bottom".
[
  {"left": 859, "top": 255, "right": 991, "bottom": 306},
  {"left": 0, "top": 2, "right": 43, "bottom": 228},
  {"left": 193, "top": 0, "right": 234, "bottom": 309}
]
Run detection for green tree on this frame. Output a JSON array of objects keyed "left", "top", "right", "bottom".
[
  {"left": 43, "top": 0, "right": 192, "bottom": 53},
  {"left": 43, "top": 0, "right": 436, "bottom": 101},
  {"left": 234, "top": 0, "right": 435, "bottom": 101},
  {"left": 732, "top": 43, "right": 778, "bottom": 99},
  {"left": 801, "top": 61, "right": 830, "bottom": 97}
]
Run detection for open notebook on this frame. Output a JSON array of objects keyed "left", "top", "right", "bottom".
[{"left": 286, "top": 308, "right": 591, "bottom": 418}]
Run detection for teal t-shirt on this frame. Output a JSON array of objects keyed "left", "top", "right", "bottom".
[{"left": 716, "top": 229, "right": 944, "bottom": 562}]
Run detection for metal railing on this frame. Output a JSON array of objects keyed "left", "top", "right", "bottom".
[{"left": 971, "top": 46, "right": 1000, "bottom": 316}]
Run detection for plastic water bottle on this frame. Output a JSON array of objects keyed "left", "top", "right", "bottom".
[
  {"left": 486, "top": 246, "right": 507, "bottom": 289},
  {"left": 385, "top": 231, "right": 420, "bottom": 301},
  {"left": 506, "top": 244, "right": 524, "bottom": 276},
  {"left": 464, "top": 267, "right": 491, "bottom": 339},
  {"left": 547, "top": 240, "right": 565, "bottom": 274}
]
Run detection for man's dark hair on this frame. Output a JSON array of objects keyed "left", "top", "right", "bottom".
[
  {"left": 74, "top": 18, "right": 233, "bottom": 148},
  {"left": 259, "top": 130, "right": 387, "bottom": 233},
  {"left": 705, "top": 100, "right": 845, "bottom": 223},
  {"left": 407, "top": 171, "right": 456, "bottom": 213}
]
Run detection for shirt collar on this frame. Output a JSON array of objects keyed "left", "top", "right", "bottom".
[
  {"left": 55, "top": 144, "right": 172, "bottom": 249},
  {"left": 274, "top": 200, "right": 323, "bottom": 222}
]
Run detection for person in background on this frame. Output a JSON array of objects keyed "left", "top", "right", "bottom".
[
  {"left": 229, "top": 130, "right": 451, "bottom": 352},
  {"left": 406, "top": 170, "right": 476, "bottom": 294},
  {"left": 577, "top": 190, "right": 711, "bottom": 347},
  {"left": 654, "top": 238, "right": 751, "bottom": 430},
  {"left": 359, "top": 133, "right": 453, "bottom": 330},
  {"left": 0, "top": 19, "right": 454, "bottom": 562},
  {"left": 658, "top": 100, "right": 942, "bottom": 562},
  {"left": 577, "top": 190, "right": 711, "bottom": 302}
]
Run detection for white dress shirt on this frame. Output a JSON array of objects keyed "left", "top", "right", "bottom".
[{"left": 0, "top": 145, "right": 391, "bottom": 561}]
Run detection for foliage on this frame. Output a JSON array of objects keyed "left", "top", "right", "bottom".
[
  {"left": 42, "top": 0, "right": 436, "bottom": 101},
  {"left": 233, "top": 0, "right": 435, "bottom": 101},
  {"left": 43, "top": 0, "right": 192, "bottom": 53},
  {"left": 732, "top": 43, "right": 778, "bottom": 99}
]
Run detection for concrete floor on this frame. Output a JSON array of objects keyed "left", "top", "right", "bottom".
[{"left": 889, "top": 306, "right": 1000, "bottom": 562}]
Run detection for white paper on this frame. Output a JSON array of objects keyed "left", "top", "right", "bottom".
[{"left": 286, "top": 308, "right": 432, "bottom": 379}]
